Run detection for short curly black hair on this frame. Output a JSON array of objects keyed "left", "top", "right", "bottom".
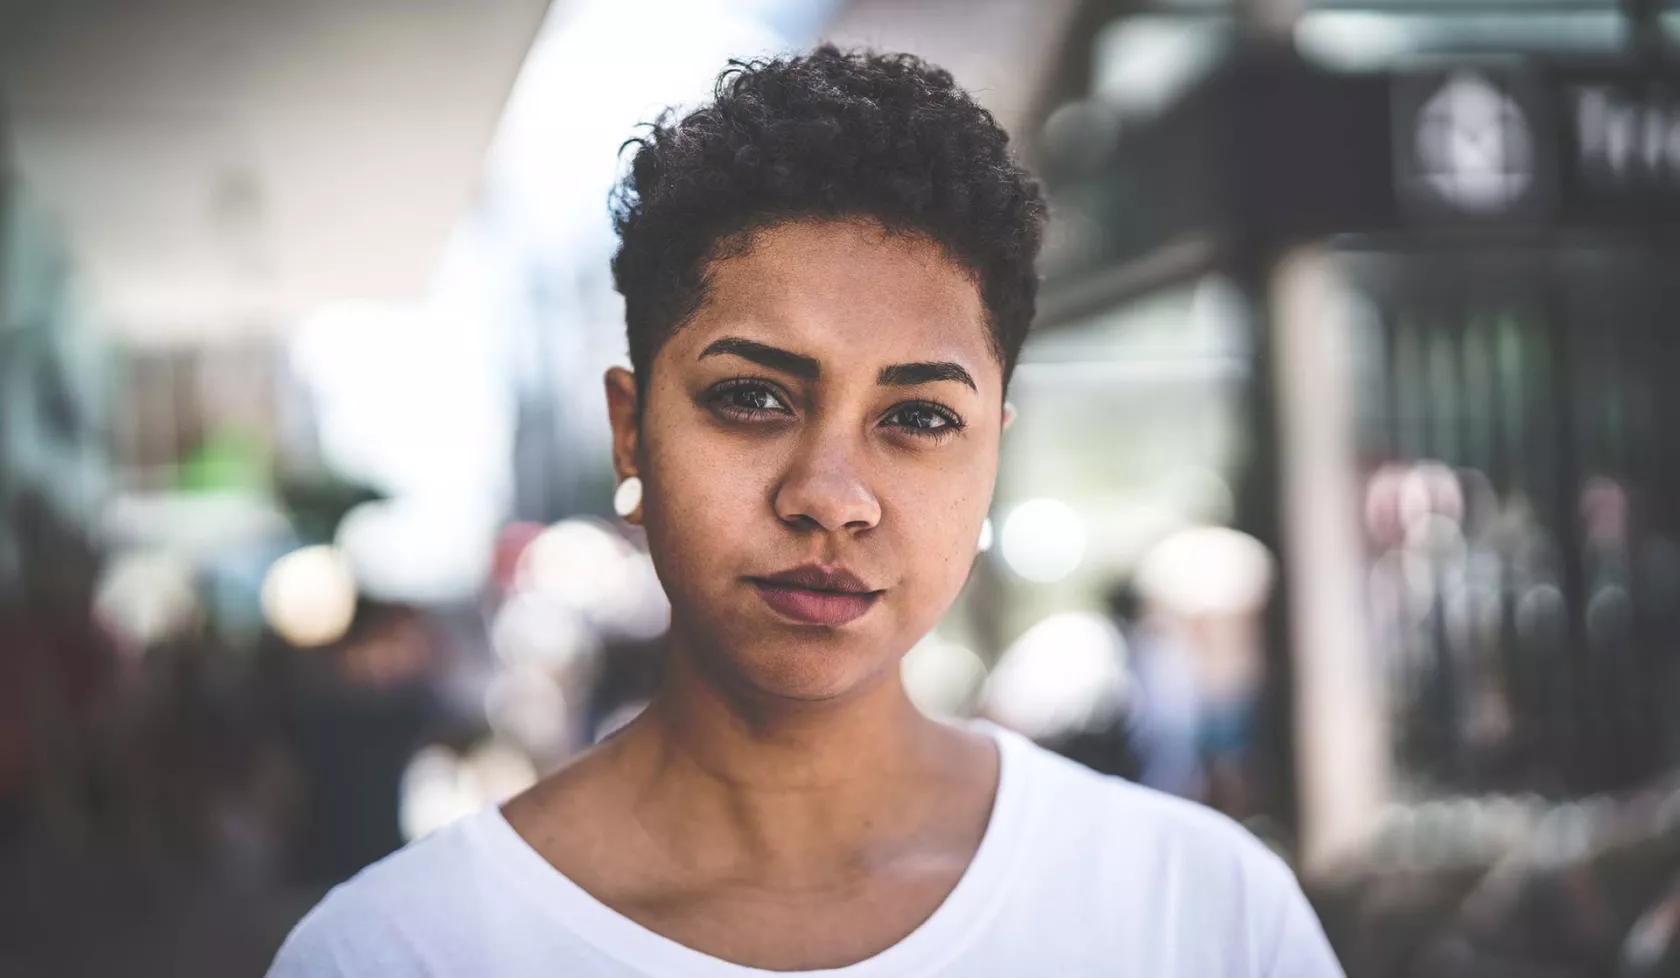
[{"left": 610, "top": 45, "right": 1046, "bottom": 398}]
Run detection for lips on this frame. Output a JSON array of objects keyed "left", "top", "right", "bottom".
[{"left": 748, "top": 564, "right": 884, "bottom": 627}]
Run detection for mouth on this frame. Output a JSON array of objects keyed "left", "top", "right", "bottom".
[{"left": 747, "top": 565, "right": 885, "bottom": 627}]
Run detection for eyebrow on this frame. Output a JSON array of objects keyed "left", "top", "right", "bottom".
[
  {"left": 699, "top": 337, "right": 819, "bottom": 379},
  {"left": 878, "top": 361, "right": 977, "bottom": 392},
  {"left": 699, "top": 336, "right": 978, "bottom": 392}
]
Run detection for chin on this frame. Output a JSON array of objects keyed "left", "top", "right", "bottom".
[{"left": 708, "top": 630, "right": 898, "bottom": 704}]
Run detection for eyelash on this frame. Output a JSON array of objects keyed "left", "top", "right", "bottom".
[
  {"left": 883, "top": 400, "right": 967, "bottom": 440},
  {"left": 704, "top": 378, "right": 967, "bottom": 442}
]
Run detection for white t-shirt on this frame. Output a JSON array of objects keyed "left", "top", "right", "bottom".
[{"left": 268, "top": 726, "right": 1344, "bottom": 977}]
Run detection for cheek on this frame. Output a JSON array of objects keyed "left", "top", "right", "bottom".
[
  {"left": 640, "top": 421, "right": 767, "bottom": 580},
  {"left": 891, "top": 455, "right": 995, "bottom": 597}
]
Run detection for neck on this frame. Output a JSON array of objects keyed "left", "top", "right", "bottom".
[
  {"left": 650, "top": 638, "right": 935, "bottom": 782},
  {"left": 608, "top": 635, "right": 974, "bottom": 875}
]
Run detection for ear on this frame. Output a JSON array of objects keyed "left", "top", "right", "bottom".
[
  {"left": 604, "top": 367, "right": 641, "bottom": 482},
  {"left": 1002, "top": 401, "right": 1018, "bottom": 431}
]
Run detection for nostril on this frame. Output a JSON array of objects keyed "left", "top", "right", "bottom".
[{"left": 781, "top": 513, "right": 824, "bottom": 532}]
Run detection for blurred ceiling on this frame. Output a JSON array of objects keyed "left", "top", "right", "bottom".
[
  {"left": 823, "top": 0, "right": 1086, "bottom": 140},
  {"left": 0, "top": 0, "right": 552, "bottom": 343}
]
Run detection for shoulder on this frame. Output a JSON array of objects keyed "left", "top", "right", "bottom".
[
  {"left": 1000, "top": 731, "right": 1337, "bottom": 975},
  {"left": 1005, "top": 728, "right": 1282, "bottom": 872},
  {"left": 266, "top": 810, "right": 496, "bottom": 977}
]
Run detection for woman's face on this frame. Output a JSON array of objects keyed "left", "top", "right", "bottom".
[{"left": 606, "top": 219, "right": 1005, "bottom": 703}]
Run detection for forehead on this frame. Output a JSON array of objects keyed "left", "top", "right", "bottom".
[{"left": 668, "top": 220, "right": 996, "bottom": 383}]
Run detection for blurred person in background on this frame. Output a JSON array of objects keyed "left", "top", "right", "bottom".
[
  {"left": 1130, "top": 527, "right": 1278, "bottom": 820},
  {"left": 269, "top": 46, "right": 1341, "bottom": 977},
  {"left": 1109, "top": 578, "right": 1204, "bottom": 800},
  {"left": 978, "top": 605, "right": 1140, "bottom": 782}
]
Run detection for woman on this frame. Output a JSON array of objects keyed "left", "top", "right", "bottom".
[{"left": 269, "top": 47, "right": 1343, "bottom": 977}]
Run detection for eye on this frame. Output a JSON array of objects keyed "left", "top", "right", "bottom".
[
  {"left": 706, "top": 378, "right": 793, "bottom": 421},
  {"left": 882, "top": 401, "right": 965, "bottom": 440}
]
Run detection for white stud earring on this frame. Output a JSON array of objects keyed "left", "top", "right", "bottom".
[
  {"left": 613, "top": 476, "right": 643, "bottom": 519},
  {"left": 977, "top": 517, "right": 994, "bottom": 554}
]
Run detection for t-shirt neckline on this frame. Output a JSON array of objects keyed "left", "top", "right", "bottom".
[{"left": 471, "top": 722, "right": 1033, "bottom": 978}]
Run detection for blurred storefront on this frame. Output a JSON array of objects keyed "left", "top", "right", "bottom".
[{"left": 1023, "top": 1, "right": 1680, "bottom": 973}]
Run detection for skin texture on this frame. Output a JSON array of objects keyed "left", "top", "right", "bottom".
[{"left": 503, "top": 219, "right": 1008, "bottom": 970}]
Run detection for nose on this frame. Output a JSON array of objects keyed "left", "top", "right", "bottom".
[{"left": 773, "top": 431, "right": 881, "bottom": 534}]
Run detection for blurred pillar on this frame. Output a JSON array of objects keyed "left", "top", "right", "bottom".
[{"left": 1270, "top": 246, "right": 1390, "bottom": 873}]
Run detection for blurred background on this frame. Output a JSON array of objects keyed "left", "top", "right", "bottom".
[{"left": 4, "top": 0, "right": 1680, "bottom": 975}]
